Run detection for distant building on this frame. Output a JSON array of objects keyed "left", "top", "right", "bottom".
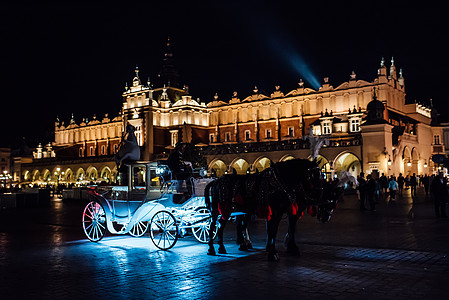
[{"left": 17, "top": 47, "right": 442, "bottom": 186}]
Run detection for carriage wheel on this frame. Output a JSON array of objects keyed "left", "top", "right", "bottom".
[
  {"left": 82, "top": 201, "right": 107, "bottom": 242},
  {"left": 192, "top": 207, "right": 218, "bottom": 244},
  {"left": 129, "top": 221, "right": 149, "bottom": 237},
  {"left": 150, "top": 211, "right": 178, "bottom": 250}
]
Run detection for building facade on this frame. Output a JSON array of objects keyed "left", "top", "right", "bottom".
[{"left": 17, "top": 51, "right": 443, "bottom": 186}]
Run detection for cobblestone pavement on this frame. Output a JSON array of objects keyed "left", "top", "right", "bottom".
[{"left": 1, "top": 187, "right": 448, "bottom": 299}]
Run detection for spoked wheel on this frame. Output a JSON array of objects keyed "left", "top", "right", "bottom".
[
  {"left": 192, "top": 207, "right": 218, "bottom": 243},
  {"left": 129, "top": 221, "right": 149, "bottom": 237},
  {"left": 150, "top": 211, "right": 178, "bottom": 250},
  {"left": 82, "top": 201, "right": 107, "bottom": 242}
]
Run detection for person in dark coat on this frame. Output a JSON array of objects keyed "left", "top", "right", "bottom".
[
  {"left": 410, "top": 173, "right": 417, "bottom": 196},
  {"left": 366, "top": 174, "right": 377, "bottom": 211},
  {"left": 397, "top": 173, "right": 405, "bottom": 195},
  {"left": 430, "top": 172, "right": 448, "bottom": 218},
  {"left": 167, "top": 143, "right": 194, "bottom": 198},
  {"left": 357, "top": 172, "right": 367, "bottom": 211}
]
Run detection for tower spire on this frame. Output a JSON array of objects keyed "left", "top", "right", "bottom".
[{"left": 158, "top": 37, "right": 180, "bottom": 88}]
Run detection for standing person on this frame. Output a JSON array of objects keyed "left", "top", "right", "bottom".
[
  {"left": 388, "top": 175, "right": 398, "bottom": 202},
  {"left": 430, "top": 172, "right": 448, "bottom": 218},
  {"left": 366, "top": 174, "right": 377, "bottom": 211},
  {"left": 410, "top": 173, "right": 417, "bottom": 196},
  {"left": 357, "top": 172, "right": 367, "bottom": 211},
  {"left": 397, "top": 173, "right": 404, "bottom": 195},
  {"left": 379, "top": 173, "right": 388, "bottom": 198},
  {"left": 422, "top": 174, "right": 430, "bottom": 196}
]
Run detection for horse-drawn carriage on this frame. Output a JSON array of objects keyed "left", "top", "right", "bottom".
[{"left": 82, "top": 161, "right": 216, "bottom": 250}]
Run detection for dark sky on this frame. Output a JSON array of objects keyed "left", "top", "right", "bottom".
[{"left": 1, "top": 1, "right": 447, "bottom": 148}]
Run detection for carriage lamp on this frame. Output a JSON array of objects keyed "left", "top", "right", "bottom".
[
  {"left": 387, "top": 156, "right": 392, "bottom": 166},
  {"left": 424, "top": 161, "right": 428, "bottom": 168},
  {"left": 407, "top": 162, "right": 412, "bottom": 167},
  {"left": 200, "top": 169, "right": 208, "bottom": 177}
]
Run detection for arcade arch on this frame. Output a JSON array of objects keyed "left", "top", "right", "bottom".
[
  {"left": 411, "top": 147, "right": 419, "bottom": 175},
  {"left": 279, "top": 155, "right": 295, "bottom": 162},
  {"left": 253, "top": 157, "right": 271, "bottom": 173},
  {"left": 333, "top": 152, "right": 361, "bottom": 178},
  {"left": 316, "top": 155, "right": 331, "bottom": 180},
  {"left": 32, "top": 170, "right": 40, "bottom": 182},
  {"left": 209, "top": 159, "right": 227, "bottom": 177},
  {"left": 86, "top": 166, "right": 98, "bottom": 181},
  {"left": 100, "top": 166, "right": 113, "bottom": 183},
  {"left": 230, "top": 158, "right": 250, "bottom": 175},
  {"left": 64, "top": 168, "right": 74, "bottom": 182},
  {"left": 402, "top": 147, "right": 412, "bottom": 175},
  {"left": 41, "top": 169, "right": 51, "bottom": 182},
  {"left": 76, "top": 168, "right": 86, "bottom": 181}
]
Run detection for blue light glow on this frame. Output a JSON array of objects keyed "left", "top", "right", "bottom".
[{"left": 268, "top": 35, "right": 321, "bottom": 90}]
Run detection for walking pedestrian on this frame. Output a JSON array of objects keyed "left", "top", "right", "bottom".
[
  {"left": 388, "top": 175, "right": 398, "bottom": 202},
  {"left": 430, "top": 172, "right": 448, "bottom": 218}
]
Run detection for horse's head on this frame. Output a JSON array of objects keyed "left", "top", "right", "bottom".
[{"left": 316, "top": 180, "right": 343, "bottom": 223}]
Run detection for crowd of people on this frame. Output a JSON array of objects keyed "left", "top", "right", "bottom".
[{"left": 356, "top": 171, "right": 448, "bottom": 218}]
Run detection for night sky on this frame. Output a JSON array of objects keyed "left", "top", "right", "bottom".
[{"left": 1, "top": 1, "right": 447, "bottom": 148}]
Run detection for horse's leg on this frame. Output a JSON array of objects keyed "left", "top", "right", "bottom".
[
  {"left": 207, "top": 212, "right": 218, "bottom": 256},
  {"left": 235, "top": 214, "right": 245, "bottom": 246},
  {"left": 217, "top": 217, "right": 228, "bottom": 254},
  {"left": 236, "top": 214, "right": 252, "bottom": 251},
  {"left": 284, "top": 211, "right": 301, "bottom": 256},
  {"left": 266, "top": 210, "right": 283, "bottom": 261},
  {"left": 243, "top": 214, "right": 253, "bottom": 249}
]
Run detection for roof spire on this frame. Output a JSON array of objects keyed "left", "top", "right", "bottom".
[
  {"left": 133, "top": 65, "right": 141, "bottom": 87},
  {"left": 389, "top": 57, "right": 397, "bottom": 80}
]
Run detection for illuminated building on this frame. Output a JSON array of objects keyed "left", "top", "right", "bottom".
[
  {"left": 203, "top": 57, "right": 441, "bottom": 178},
  {"left": 17, "top": 45, "right": 442, "bottom": 186}
]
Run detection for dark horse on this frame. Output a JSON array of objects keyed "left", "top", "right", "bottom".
[{"left": 205, "top": 159, "right": 342, "bottom": 261}]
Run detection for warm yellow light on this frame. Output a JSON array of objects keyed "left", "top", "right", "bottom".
[
  {"left": 407, "top": 162, "right": 411, "bottom": 167},
  {"left": 387, "top": 159, "right": 392, "bottom": 166}
]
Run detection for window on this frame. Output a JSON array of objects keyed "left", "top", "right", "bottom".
[
  {"left": 113, "top": 144, "right": 118, "bottom": 153},
  {"left": 225, "top": 132, "right": 231, "bottom": 142},
  {"left": 90, "top": 147, "right": 94, "bottom": 156},
  {"left": 245, "top": 130, "right": 251, "bottom": 141},
  {"left": 266, "top": 129, "right": 271, "bottom": 139},
  {"left": 288, "top": 127, "right": 294, "bottom": 137},
  {"left": 209, "top": 134, "right": 214, "bottom": 143},
  {"left": 170, "top": 130, "right": 179, "bottom": 147},
  {"left": 350, "top": 119, "right": 360, "bottom": 132},
  {"left": 79, "top": 148, "right": 84, "bottom": 157},
  {"left": 434, "top": 135, "right": 440, "bottom": 145},
  {"left": 101, "top": 145, "right": 106, "bottom": 155},
  {"left": 322, "top": 121, "right": 332, "bottom": 134}
]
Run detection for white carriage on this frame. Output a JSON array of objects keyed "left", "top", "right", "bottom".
[{"left": 82, "top": 161, "right": 216, "bottom": 250}]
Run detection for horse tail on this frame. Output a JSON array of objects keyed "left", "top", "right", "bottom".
[{"left": 204, "top": 179, "right": 215, "bottom": 210}]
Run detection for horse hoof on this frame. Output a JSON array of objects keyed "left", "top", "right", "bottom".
[
  {"left": 207, "top": 247, "right": 216, "bottom": 256},
  {"left": 246, "top": 242, "right": 253, "bottom": 250},
  {"left": 218, "top": 245, "right": 227, "bottom": 254},
  {"left": 239, "top": 243, "right": 249, "bottom": 251},
  {"left": 268, "top": 252, "right": 280, "bottom": 262}
]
